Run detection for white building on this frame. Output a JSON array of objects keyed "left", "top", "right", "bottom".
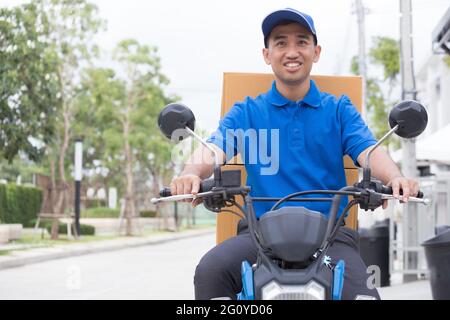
[{"left": 416, "top": 55, "right": 450, "bottom": 138}]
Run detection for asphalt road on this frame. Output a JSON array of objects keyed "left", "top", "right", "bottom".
[
  {"left": 0, "top": 233, "right": 216, "bottom": 300},
  {"left": 0, "top": 231, "right": 432, "bottom": 300}
]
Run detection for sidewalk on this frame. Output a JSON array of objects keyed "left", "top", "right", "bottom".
[
  {"left": 0, "top": 227, "right": 216, "bottom": 271},
  {"left": 378, "top": 279, "right": 432, "bottom": 300}
]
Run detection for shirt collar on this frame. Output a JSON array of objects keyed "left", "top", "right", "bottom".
[{"left": 267, "top": 79, "right": 321, "bottom": 108}]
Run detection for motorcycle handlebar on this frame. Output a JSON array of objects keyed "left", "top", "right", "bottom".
[
  {"left": 156, "top": 175, "right": 427, "bottom": 209},
  {"left": 160, "top": 182, "right": 423, "bottom": 199},
  {"left": 380, "top": 185, "right": 423, "bottom": 198},
  {"left": 159, "top": 178, "right": 215, "bottom": 197}
]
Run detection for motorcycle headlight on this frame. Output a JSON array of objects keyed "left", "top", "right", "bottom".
[{"left": 261, "top": 280, "right": 325, "bottom": 300}]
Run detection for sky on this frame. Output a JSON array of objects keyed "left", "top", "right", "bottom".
[{"left": 2, "top": 0, "right": 450, "bottom": 133}]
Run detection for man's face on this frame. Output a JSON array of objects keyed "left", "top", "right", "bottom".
[{"left": 262, "top": 23, "right": 321, "bottom": 87}]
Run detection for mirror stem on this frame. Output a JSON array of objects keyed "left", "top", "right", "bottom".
[
  {"left": 363, "top": 124, "right": 399, "bottom": 183},
  {"left": 185, "top": 127, "right": 223, "bottom": 182}
]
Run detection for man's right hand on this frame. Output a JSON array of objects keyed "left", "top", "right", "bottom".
[
  {"left": 170, "top": 174, "right": 203, "bottom": 207},
  {"left": 168, "top": 143, "right": 225, "bottom": 207}
]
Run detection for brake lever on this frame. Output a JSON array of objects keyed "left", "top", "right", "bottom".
[
  {"left": 380, "top": 194, "right": 430, "bottom": 205},
  {"left": 150, "top": 190, "right": 216, "bottom": 205}
]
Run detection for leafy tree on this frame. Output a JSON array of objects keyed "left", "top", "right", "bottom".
[
  {"left": 112, "top": 39, "right": 177, "bottom": 235},
  {"left": 73, "top": 67, "right": 125, "bottom": 202},
  {"left": 444, "top": 56, "right": 450, "bottom": 68},
  {"left": 351, "top": 36, "right": 401, "bottom": 150},
  {"left": 1, "top": 0, "right": 104, "bottom": 239},
  {"left": 75, "top": 40, "right": 177, "bottom": 235},
  {"left": 38, "top": 0, "right": 105, "bottom": 215},
  {"left": 369, "top": 37, "right": 400, "bottom": 98},
  {"left": 0, "top": 157, "right": 45, "bottom": 184},
  {"left": 0, "top": 3, "right": 60, "bottom": 162}
]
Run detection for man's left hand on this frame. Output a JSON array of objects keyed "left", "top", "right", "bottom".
[{"left": 382, "top": 176, "right": 420, "bottom": 209}]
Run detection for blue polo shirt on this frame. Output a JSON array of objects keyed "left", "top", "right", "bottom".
[{"left": 207, "top": 80, "right": 377, "bottom": 219}]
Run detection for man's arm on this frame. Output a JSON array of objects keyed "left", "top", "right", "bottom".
[
  {"left": 170, "top": 143, "right": 226, "bottom": 197},
  {"left": 170, "top": 101, "right": 243, "bottom": 201},
  {"left": 357, "top": 146, "right": 420, "bottom": 202}
]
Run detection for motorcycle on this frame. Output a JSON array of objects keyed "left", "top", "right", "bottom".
[{"left": 151, "top": 100, "right": 430, "bottom": 300}]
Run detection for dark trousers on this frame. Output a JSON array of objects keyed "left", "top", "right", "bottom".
[{"left": 194, "top": 221, "right": 380, "bottom": 300}]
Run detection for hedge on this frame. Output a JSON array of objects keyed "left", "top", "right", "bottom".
[
  {"left": 33, "top": 220, "right": 95, "bottom": 236},
  {"left": 50, "top": 222, "right": 95, "bottom": 236},
  {"left": 140, "top": 210, "right": 157, "bottom": 218},
  {"left": 81, "top": 207, "right": 120, "bottom": 218},
  {"left": 0, "top": 183, "right": 43, "bottom": 227}
]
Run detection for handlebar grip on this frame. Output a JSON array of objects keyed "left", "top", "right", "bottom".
[
  {"left": 160, "top": 188, "right": 172, "bottom": 197},
  {"left": 381, "top": 186, "right": 423, "bottom": 198},
  {"left": 159, "top": 178, "right": 216, "bottom": 198}
]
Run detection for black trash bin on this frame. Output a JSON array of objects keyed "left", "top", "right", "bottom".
[
  {"left": 358, "top": 220, "right": 390, "bottom": 287},
  {"left": 422, "top": 226, "right": 450, "bottom": 300}
]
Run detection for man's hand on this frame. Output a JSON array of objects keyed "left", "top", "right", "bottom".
[
  {"left": 170, "top": 174, "right": 203, "bottom": 207},
  {"left": 358, "top": 146, "right": 420, "bottom": 210},
  {"left": 167, "top": 143, "right": 224, "bottom": 207},
  {"left": 382, "top": 176, "right": 420, "bottom": 209}
]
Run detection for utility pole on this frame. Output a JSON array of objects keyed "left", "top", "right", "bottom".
[
  {"left": 355, "top": 0, "right": 367, "bottom": 120},
  {"left": 399, "top": 0, "right": 419, "bottom": 282}
]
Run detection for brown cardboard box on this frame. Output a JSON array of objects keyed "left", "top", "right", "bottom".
[{"left": 216, "top": 73, "right": 362, "bottom": 244}]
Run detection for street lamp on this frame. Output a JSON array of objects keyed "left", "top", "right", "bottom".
[{"left": 74, "top": 139, "right": 83, "bottom": 237}]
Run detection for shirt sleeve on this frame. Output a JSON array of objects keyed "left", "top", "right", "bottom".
[
  {"left": 206, "top": 103, "right": 246, "bottom": 162},
  {"left": 339, "top": 95, "right": 377, "bottom": 167}
]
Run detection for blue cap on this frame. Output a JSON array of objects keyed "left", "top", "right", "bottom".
[{"left": 262, "top": 8, "right": 317, "bottom": 45}]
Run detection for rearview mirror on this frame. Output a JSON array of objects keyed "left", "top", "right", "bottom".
[
  {"left": 362, "top": 100, "right": 428, "bottom": 184},
  {"left": 157, "top": 103, "right": 195, "bottom": 141},
  {"left": 157, "top": 102, "right": 224, "bottom": 178},
  {"left": 389, "top": 100, "right": 428, "bottom": 139}
]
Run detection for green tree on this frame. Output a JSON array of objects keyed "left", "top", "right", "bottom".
[
  {"left": 0, "top": 157, "right": 45, "bottom": 184},
  {"left": 112, "top": 39, "right": 177, "bottom": 235},
  {"left": 369, "top": 37, "right": 400, "bottom": 98},
  {"left": 75, "top": 40, "right": 177, "bottom": 235},
  {"left": 351, "top": 36, "right": 401, "bottom": 150},
  {"left": 0, "top": 3, "right": 60, "bottom": 162},
  {"left": 73, "top": 67, "right": 125, "bottom": 202},
  {"left": 2, "top": 0, "right": 105, "bottom": 239},
  {"left": 444, "top": 56, "right": 450, "bottom": 68},
  {"left": 39, "top": 0, "right": 104, "bottom": 216}
]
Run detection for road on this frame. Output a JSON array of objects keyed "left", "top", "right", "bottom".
[
  {"left": 0, "top": 233, "right": 216, "bottom": 300},
  {"left": 0, "top": 231, "right": 432, "bottom": 300}
]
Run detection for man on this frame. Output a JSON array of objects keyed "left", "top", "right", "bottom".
[{"left": 170, "top": 8, "right": 419, "bottom": 300}]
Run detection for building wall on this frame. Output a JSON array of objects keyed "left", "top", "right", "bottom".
[{"left": 416, "top": 56, "right": 450, "bottom": 137}]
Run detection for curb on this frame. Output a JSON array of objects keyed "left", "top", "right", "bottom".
[{"left": 0, "top": 228, "right": 215, "bottom": 271}]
